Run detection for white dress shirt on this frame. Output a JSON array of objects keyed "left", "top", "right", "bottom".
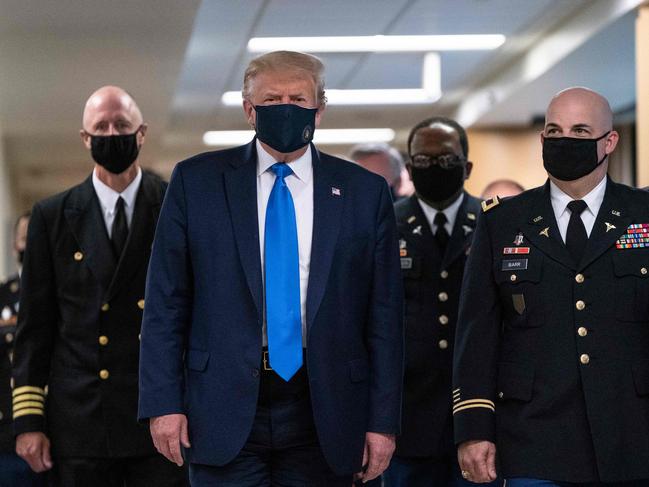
[
  {"left": 417, "top": 193, "right": 465, "bottom": 236},
  {"left": 92, "top": 167, "right": 142, "bottom": 237},
  {"left": 256, "top": 141, "right": 314, "bottom": 346},
  {"left": 550, "top": 176, "right": 607, "bottom": 243}
]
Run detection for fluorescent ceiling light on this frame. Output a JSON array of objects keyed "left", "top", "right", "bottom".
[
  {"left": 248, "top": 34, "right": 506, "bottom": 53},
  {"left": 203, "top": 128, "right": 395, "bottom": 146}
]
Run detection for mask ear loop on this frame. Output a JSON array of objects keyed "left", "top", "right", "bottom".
[{"left": 594, "top": 131, "right": 611, "bottom": 166}]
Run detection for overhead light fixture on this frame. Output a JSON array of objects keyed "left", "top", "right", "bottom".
[
  {"left": 203, "top": 128, "right": 395, "bottom": 146},
  {"left": 222, "top": 53, "right": 440, "bottom": 107},
  {"left": 247, "top": 34, "right": 506, "bottom": 53}
]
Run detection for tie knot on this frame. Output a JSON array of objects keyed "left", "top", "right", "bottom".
[
  {"left": 271, "top": 162, "right": 293, "bottom": 180},
  {"left": 567, "top": 200, "right": 587, "bottom": 215},
  {"left": 434, "top": 211, "right": 448, "bottom": 227},
  {"left": 115, "top": 196, "right": 125, "bottom": 212}
]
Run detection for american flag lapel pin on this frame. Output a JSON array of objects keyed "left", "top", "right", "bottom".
[{"left": 331, "top": 187, "right": 341, "bottom": 196}]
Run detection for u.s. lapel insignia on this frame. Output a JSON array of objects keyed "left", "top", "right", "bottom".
[
  {"left": 462, "top": 225, "right": 473, "bottom": 236},
  {"left": 331, "top": 187, "right": 341, "bottom": 196},
  {"left": 407, "top": 215, "right": 416, "bottom": 224},
  {"left": 539, "top": 227, "right": 550, "bottom": 238},
  {"left": 605, "top": 222, "right": 616, "bottom": 233},
  {"left": 533, "top": 216, "right": 543, "bottom": 223},
  {"left": 467, "top": 212, "right": 476, "bottom": 221},
  {"left": 412, "top": 225, "right": 423, "bottom": 236},
  {"left": 611, "top": 210, "right": 621, "bottom": 217}
]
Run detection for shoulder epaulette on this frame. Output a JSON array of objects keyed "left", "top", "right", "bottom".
[{"left": 481, "top": 196, "right": 500, "bottom": 213}]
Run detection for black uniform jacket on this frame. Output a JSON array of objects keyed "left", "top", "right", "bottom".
[
  {"left": 453, "top": 178, "right": 649, "bottom": 483},
  {"left": 0, "top": 275, "right": 19, "bottom": 452},
  {"left": 12, "top": 171, "right": 166, "bottom": 458},
  {"left": 395, "top": 192, "right": 481, "bottom": 458}
]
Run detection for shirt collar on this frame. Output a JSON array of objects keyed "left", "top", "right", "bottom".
[
  {"left": 256, "top": 140, "right": 312, "bottom": 183},
  {"left": 92, "top": 167, "right": 142, "bottom": 214},
  {"left": 550, "top": 175, "right": 607, "bottom": 219},
  {"left": 417, "top": 192, "right": 465, "bottom": 230}
]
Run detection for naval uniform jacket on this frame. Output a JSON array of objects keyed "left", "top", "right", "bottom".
[
  {"left": 453, "top": 178, "right": 649, "bottom": 483},
  {"left": 12, "top": 171, "right": 166, "bottom": 458},
  {"left": 394, "top": 193, "right": 480, "bottom": 458},
  {"left": 0, "top": 275, "right": 19, "bottom": 452}
]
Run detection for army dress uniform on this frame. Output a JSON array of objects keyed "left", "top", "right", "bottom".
[
  {"left": 394, "top": 193, "right": 480, "bottom": 462},
  {"left": 453, "top": 178, "right": 649, "bottom": 483},
  {"left": 12, "top": 171, "right": 187, "bottom": 485}
]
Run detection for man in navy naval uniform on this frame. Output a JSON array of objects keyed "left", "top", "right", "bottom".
[
  {"left": 454, "top": 87, "right": 649, "bottom": 486},
  {"left": 12, "top": 86, "right": 188, "bottom": 486},
  {"left": 138, "top": 50, "right": 404, "bottom": 486},
  {"left": 383, "top": 117, "right": 500, "bottom": 487}
]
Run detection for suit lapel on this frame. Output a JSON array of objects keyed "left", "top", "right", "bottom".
[
  {"left": 305, "top": 146, "right": 344, "bottom": 329},
  {"left": 519, "top": 182, "right": 576, "bottom": 271},
  {"left": 64, "top": 176, "right": 116, "bottom": 290},
  {"left": 224, "top": 141, "right": 264, "bottom": 322},
  {"left": 441, "top": 193, "right": 478, "bottom": 269},
  {"left": 579, "top": 178, "right": 632, "bottom": 271},
  {"left": 106, "top": 172, "right": 161, "bottom": 301}
]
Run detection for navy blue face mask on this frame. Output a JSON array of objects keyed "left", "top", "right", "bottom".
[{"left": 254, "top": 104, "right": 318, "bottom": 153}]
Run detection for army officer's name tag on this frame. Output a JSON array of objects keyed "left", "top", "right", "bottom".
[
  {"left": 502, "top": 258, "right": 528, "bottom": 271},
  {"left": 401, "top": 257, "right": 413, "bottom": 269}
]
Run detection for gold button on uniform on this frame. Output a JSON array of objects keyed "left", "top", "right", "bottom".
[
  {"left": 580, "top": 354, "right": 590, "bottom": 365},
  {"left": 577, "top": 327, "right": 588, "bottom": 337},
  {"left": 99, "top": 336, "right": 109, "bottom": 346},
  {"left": 74, "top": 251, "right": 83, "bottom": 261},
  {"left": 575, "top": 274, "right": 585, "bottom": 283},
  {"left": 438, "top": 292, "right": 448, "bottom": 302},
  {"left": 440, "top": 270, "right": 449, "bottom": 279},
  {"left": 137, "top": 299, "right": 145, "bottom": 310},
  {"left": 439, "top": 315, "right": 449, "bottom": 325},
  {"left": 101, "top": 303, "right": 110, "bottom": 312},
  {"left": 642, "top": 267, "right": 648, "bottom": 275},
  {"left": 138, "top": 333, "right": 141, "bottom": 341},
  {"left": 5, "top": 333, "right": 13, "bottom": 344},
  {"left": 438, "top": 339, "right": 448, "bottom": 350},
  {"left": 99, "top": 369, "right": 110, "bottom": 380},
  {"left": 576, "top": 300, "right": 585, "bottom": 311},
  {"left": 510, "top": 274, "right": 517, "bottom": 282}
]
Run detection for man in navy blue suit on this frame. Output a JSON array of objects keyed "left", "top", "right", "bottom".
[{"left": 138, "top": 50, "right": 404, "bottom": 486}]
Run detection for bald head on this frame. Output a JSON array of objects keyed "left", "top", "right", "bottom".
[
  {"left": 545, "top": 87, "right": 613, "bottom": 135},
  {"left": 82, "top": 85, "right": 143, "bottom": 134}
]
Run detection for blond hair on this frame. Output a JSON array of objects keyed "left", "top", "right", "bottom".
[{"left": 242, "top": 51, "right": 326, "bottom": 108}]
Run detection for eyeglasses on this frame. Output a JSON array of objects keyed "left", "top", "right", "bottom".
[{"left": 409, "top": 153, "right": 467, "bottom": 169}]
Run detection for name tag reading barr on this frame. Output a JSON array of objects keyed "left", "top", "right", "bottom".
[{"left": 502, "top": 258, "right": 528, "bottom": 271}]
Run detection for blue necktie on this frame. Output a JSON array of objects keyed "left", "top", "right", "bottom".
[{"left": 265, "top": 163, "right": 303, "bottom": 381}]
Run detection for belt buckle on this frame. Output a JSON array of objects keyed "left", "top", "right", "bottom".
[{"left": 262, "top": 351, "right": 273, "bottom": 371}]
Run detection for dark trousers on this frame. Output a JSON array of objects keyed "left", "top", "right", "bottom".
[
  {"left": 189, "top": 365, "right": 352, "bottom": 487},
  {"left": 382, "top": 454, "right": 503, "bottom": 487},
  {"left": 0, "top": 452, "right": 49, "bottom": 487},
  {"left": 506, "top": 479, "right": 649, "bottom": 487},
  {"left": 52, "top": 453, "right": 188, "bottom": 487}
]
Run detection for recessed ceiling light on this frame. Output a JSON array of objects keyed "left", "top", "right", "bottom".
[
  {"left": 247, "top": 34, "right": 506, "bottom": 53},
  {"left": 203, "top": 128, "right": 395, "bottom": 146}
]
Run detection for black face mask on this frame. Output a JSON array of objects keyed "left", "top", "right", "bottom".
[
  {"left": 410, "top": 164, "right": 465, "bottom": 203},
  {"left": 255, "top": 104, "right": 317, "bottom": 153},
  {"left": 542, "top": 131, "right": 610, "bottom": 181},
  {"left": 89, "top": 127, "right": 142, "bottom": 174}
]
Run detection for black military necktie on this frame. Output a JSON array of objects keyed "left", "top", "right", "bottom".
[
  {"left": 434, "top": 211, "right": 449, "bottom": 253},
  {"left": 111, "top": 197, "right": 128, "bottom": 258},
  {"left": 566, "top": 200, "right": 588, "bottom": 265}
]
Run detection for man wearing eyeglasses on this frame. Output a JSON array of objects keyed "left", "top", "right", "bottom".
[{"left": 383, "top": 117, "right": 496, "bottom": 486}]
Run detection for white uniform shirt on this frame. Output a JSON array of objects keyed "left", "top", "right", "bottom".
[{"left": 550, "top": 176, "right": 607, "bottom": 243}]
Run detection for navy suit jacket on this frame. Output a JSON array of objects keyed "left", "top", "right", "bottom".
[{"left": 138, "top": 141, "right": 404, "bottom": 474}]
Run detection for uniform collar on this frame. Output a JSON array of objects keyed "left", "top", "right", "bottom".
[
  {"left": 550, "top": 175, "right": 607, "bottom": 220},
  {"left": 417, "top": 192, "right": 465, "bottom": 231},
  {"left": 92, "top": 166, "right": 142, "bottom": 214}
]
